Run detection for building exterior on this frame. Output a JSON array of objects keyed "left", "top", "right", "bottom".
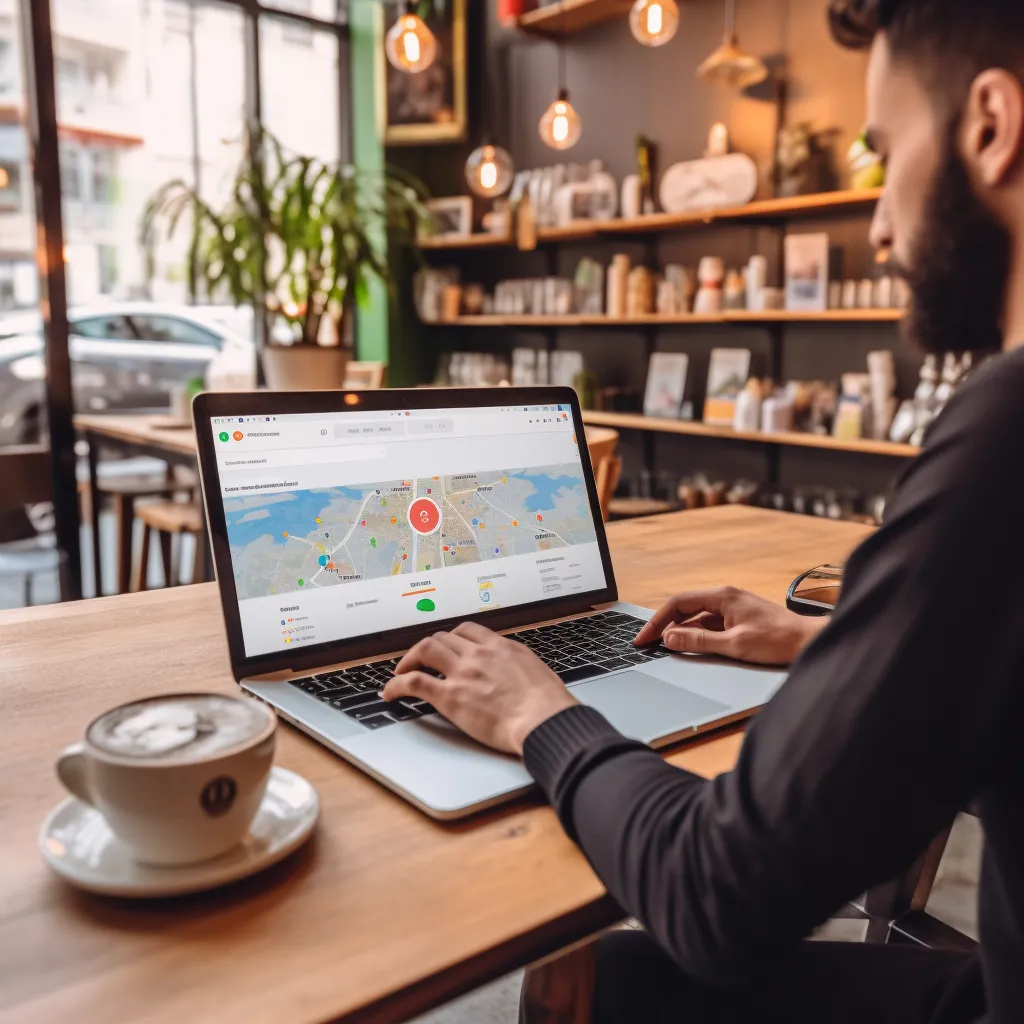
[{"left": 0, "top": 0, "right": 340, "bottom": 311}]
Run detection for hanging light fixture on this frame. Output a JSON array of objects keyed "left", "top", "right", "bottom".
[
  {"left": 539, "top": 18, "right": 581, "bottom": 151},
  {"left": 465, "top": 143, "right": 515, "bottom": 198},
  {"left": 629, "top": 0, "right": 680, "bottom": 47},
  {"left": 385, "top": 1, "right": 438, "bottom": 75},
  {"left": 698, "top": 0, "right": 767, "bottom": 90}
]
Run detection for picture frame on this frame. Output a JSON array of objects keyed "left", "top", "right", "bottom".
[
  {"left": 376, "top": 0, "right": 467, "bottom": 146},
  {"left": 643, "top": 353, "right": 689, "bottom": 419},
  {"left": 421, "top": 196, "right": 473, "bottom": 241},
  {"left": 703, "top": 348, "right": 751, "bottom": 426},
  {"left": 785, "top": 232, "right": 830, "bottom": 312}
]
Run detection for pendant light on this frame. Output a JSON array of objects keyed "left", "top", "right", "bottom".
[
  {"left": 629, "top": 0, "right": 680, "bottom": 47},
  {"left": 465, "top": 42, "right": 516, "bottom": 198},
  {"left": 385, "top": 1, "right": 437, "bottom": 75},
  {"left": 698, "top": 0, "right": 767, "bottom": 90},
  {"left": 538, "top": 20, "right": 581, "bottom": 151}
]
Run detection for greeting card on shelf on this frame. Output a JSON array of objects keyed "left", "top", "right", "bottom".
[
  {"left": 704, "top": 348, "right": 752, "bottom": 426},
  {"left": 785, "top": 232, "right": 830, "bottom": 312},
  {"left": 644, "top": 353, "right": 690, "bottom": 419}
]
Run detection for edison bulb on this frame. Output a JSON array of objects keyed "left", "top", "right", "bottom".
[
  {"left": 629, "top": 0, "right": 679, "bottom": 47},
  {"left": 385, "top": 11, "right": 437, "bottom": 74},
  {"left": 538, "top": 91, "right": 581, "bottom": 151},
  {"left": 465, "top": 144, "right": 515, "bottom": 198}
]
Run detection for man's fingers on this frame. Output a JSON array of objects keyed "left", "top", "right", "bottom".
[
  {"left": 634, "top": 589, "right": 736, "bottom": 645},
  {"left": 662, "top": 625, "right": 738, "bottom": 657},
  {"left": 451, "top": 620, "right": 496, "bottom": 643},
  {"left": 381, "top": 670, "right": 441, "bottom": 704},
  {"left": 395, "top": 634, "right": 460, "bottom": 676}
]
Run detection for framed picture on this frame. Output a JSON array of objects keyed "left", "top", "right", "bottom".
[
  {"left": 785, "top": 233, "right": 830, "bottom": 312},
  {"left": 421, "top": 196, "right": 472, "bottom": 241},
  {"left": 643, "top": 353, "right": 689, "bottom": 419},
  {"left": 377, "top": 0, "right": 467, "bottom": 146},
  {"left": 704, "top": 348, "right": 751, "bottom": 426}
]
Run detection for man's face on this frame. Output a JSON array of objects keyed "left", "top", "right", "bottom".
[{"left": 865, "top": 34, "right": 1011, "bottom": 354}]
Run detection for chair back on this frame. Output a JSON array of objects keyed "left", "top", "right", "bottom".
[
  {"left": 0, "top": 446, "right": 52, "bottom": 543},
  {"left": 584, "top": 427, "right": 621, "bottom": 523},
  {"left": 344, "top": 361, "right": 386, "bottom": 389}
]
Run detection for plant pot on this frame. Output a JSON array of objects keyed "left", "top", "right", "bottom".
[{"left": 261, "top": 345, "right": 349, "bottom": 392}]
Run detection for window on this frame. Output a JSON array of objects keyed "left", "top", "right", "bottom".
[
  {"left": 275, "top": 0, "right": 314, "bottom": 45},
  {"left": 90, "top": 149, "right": 115, "bottom": 204},
  {"left": 70, "top": 315, "right": 135, "bottom": 339},
  {"left": 0, "top": 40, "right": 17, "bottom": 99},
  {"left": 128, "top": 314, "right": 220, "bottom": 347},
  {"left": 60, "top": 144, "right": 83, "bottom": 200}
]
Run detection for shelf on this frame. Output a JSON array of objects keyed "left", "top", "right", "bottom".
[
  {"left": 431, "top": 309, "right": 904, "bottom": 328},
  {"left": 418, "top": 189, "right": 884, "bottom": 252},
  {"left": 517, "top": 0, "right": 635, "bottom": 37},
  {"left": 418, "top": 233, "right": 512, "bottom": 251},
  {"left": 580, "top": 410, "right": 920, "bottom": 458}
]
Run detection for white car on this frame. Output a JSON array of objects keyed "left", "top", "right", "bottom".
[{"left": 0, "top": 302, "right": 257, "bottom": 446}]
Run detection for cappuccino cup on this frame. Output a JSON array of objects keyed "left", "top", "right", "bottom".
[{"left": 57, "top": 693, "right": 276, "bottom": 866}]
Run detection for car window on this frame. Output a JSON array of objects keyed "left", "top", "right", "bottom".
[
  {"left": 128, "top": 315, "right": 220, "bottom": 348},
  {"left": 71, "top": 315, "right": 135, "bottom": 340}
]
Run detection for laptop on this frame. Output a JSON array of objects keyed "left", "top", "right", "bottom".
[{"left": 193, "top": 387, "right": 786, "bottom": 819}]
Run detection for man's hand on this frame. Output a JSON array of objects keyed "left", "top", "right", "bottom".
[
  {"left": 381, "top": 621, "right": 577, "bottom": 756},
  {"left": 633, "top": 586, "right": 828, "bottom": 666}
]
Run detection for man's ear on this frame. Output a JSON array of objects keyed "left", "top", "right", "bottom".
[{"left": 964, "top": 69, "right": 1024, "bottom": 187}]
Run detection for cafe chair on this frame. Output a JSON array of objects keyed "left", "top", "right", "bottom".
[
  {"left": 133, "top": 500, "right": 209, "bottom": 591},
  {"left": 584, "top": 426, "right": 621, "bottom": 522},
  {"left": 343, "top": 361, "right": 386, "bottom": 389},
  {"left": 0, "top": 445, "right": 71, "bottom": 605},
  {"left": 85, "top": 467, "right": 196, "bottom": 595}
]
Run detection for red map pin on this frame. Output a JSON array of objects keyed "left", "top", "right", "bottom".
[{"left": 408, "top": 496, "right": 441, "bottom": 536}]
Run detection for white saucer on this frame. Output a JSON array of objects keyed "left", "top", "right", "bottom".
[{"left": 39, "top": 766, "right": 319, "bottom": 898}]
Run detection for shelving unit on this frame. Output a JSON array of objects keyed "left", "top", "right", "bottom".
[
  {"left": 416, "top": 188, "right": 884, "bottom": 251},
  {"left": 581, "top": 410, "right": 919, "bottom": 459},
  {"left": 516, "top": 0, "right": 635, "bottom": 38},
  {"left": 435, "top": 310, "right": 904, "bottom": 328}
]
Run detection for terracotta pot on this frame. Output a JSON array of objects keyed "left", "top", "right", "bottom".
[{"left": 261, "top": 345, "right": 349, "bottom": 392}]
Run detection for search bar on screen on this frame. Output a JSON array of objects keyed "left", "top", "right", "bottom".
[{"left": 220, "top": 444, "right": 387, "bottom": 471}]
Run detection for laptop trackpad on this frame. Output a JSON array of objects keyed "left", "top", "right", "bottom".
[{"left": 574, "top": 670, "right": 731, "bottom": 745}]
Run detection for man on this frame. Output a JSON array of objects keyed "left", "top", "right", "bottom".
[{"left": 382, "top": 1, "right": 1024, "bottom": 1020}]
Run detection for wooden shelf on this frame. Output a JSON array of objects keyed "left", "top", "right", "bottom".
[
  {"left": 418, "top": 233, "right": 512, "bottom": 251},
  {"left": 419, "top": 189, "right": 884, "bottom": 252},
  {"left": 432, "top": 309, "right": 904, "bottom": 328},
  {"left": 517, "top": 0, "right": 635, "bottom": 37},
  {"left": 581, "top": 410, "right": 920, "bottom": 458}
]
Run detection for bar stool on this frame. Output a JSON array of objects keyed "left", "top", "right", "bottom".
[{"left": 133, "top": 501, "right": 208, "bottom": 591}]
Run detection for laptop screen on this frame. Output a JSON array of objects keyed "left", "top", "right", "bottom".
[{"left": 208, "top": 403, "right": 609, "bottom": 658}]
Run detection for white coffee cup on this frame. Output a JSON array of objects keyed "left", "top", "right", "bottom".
[{"left": 56, "top": 693, "right": 276, "bottom": 867}]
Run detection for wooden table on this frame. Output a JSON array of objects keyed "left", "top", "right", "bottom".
[
  {"left": 0, "top": 506, "right": 871, "bottom": 1024},
  {"left": 74, "top": 414, "right": 201, "bottom": 596}
]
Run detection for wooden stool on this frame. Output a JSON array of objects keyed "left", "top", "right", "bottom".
[{"left": 133, "top": 501, "right": 208, "bottom": 591}]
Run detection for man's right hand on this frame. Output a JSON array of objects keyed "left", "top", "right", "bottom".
[{"left": 633, "top": 586, "right": 829, "bottom": 667}]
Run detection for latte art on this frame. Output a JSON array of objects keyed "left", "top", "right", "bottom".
[{"left": 88, "top": 695, "right": 269, "bottom": 763}]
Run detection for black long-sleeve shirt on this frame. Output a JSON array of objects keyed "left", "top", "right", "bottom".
[{"left": 524, "top": 347, "right": 1024, "bottom": 1024}]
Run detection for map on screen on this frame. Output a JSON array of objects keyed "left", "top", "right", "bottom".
[{"left": 224, "top": 463, "right": 596, "bottom": 600}]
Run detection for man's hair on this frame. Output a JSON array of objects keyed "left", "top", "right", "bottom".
[{"left": 829, "top": 0, "right": 1024, "bottom": 108}]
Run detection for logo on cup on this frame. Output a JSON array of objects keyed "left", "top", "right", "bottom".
[{"left": 200, "top": 775, "right": 238, "bottom": 817}]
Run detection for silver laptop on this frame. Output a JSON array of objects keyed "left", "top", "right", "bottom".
[{"left": 193, "top": 387, "right": 785, "bottom": 819}]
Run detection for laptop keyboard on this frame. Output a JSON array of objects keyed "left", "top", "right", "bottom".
[{"left": 287, "top": 611, "right": 671, "bottom": 731}]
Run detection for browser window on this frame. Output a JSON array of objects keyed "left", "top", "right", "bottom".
[{"left": 209, "top": 405, "right": 608, "bottom": 657}]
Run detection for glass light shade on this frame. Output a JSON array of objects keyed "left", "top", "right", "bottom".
[
  {"left": 465, "top": 144, "right": 515, "bottom": 198},
  {"left": 629, "top": 0, "right": 679, "bottom": 47},
  {"left": 538, "top": 92, "right": 582, "bottom": 151},
  {"left": 385, "top": 12, "right": 437, "bottom": 74}
]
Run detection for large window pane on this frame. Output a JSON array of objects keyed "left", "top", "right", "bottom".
[{"left": 259, "top": 13, "right": 341, "bottom": 163}]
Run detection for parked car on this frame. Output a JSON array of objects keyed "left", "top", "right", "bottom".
[{"left": 0, "top": 303, "right": 256, "bottom": 446}]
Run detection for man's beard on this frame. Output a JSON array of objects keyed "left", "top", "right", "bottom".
[{"left": 894, "top": 126, "right": 1011, "bottom": 356}]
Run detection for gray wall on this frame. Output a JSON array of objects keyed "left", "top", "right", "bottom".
[{"left": 396, "top": 0, "right": 917, "bottom": 510}]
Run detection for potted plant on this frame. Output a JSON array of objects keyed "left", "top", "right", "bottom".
[{"left": 141, "top": 129, "right": 430, "bottom": 390}]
